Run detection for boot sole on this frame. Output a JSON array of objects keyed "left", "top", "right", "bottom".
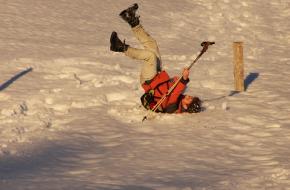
[
  {"left": 110, "top": 31, "right": 118, "bottom": 51},
  {"left": 119, "top": 3, "right": 138, "bottom": 17}
]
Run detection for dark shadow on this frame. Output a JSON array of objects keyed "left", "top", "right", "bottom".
[
  {"left": 228, "top": 90, "right": 240, "bottom": 96},
  {"left": 244, "top": 72, "right": 259, "bottom": 91},
  {"left": 103, "top": 186, "right": 154, "bottom": 190},
  {"left": 203, "top": 91, "right": 239, "bottom": 102},
  {"left": 203, "top": 73, "right": 259, "bottom": 102},
  {"left": 0, "top": 67, "right": 33, "bottom": 91},
  {"left": 0, "top": 138, "right": 106, "bottom": 180},
  {"left": 203, "top": 95, "right": 226, "bottom": 102}
]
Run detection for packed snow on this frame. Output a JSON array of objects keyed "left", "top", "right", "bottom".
[{"left": 0, "top": 0, "right": 290, "bottom": 189}]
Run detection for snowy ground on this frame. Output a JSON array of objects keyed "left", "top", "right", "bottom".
[{"left": 1, "top": 0, "right": 290, "bottom": 189}]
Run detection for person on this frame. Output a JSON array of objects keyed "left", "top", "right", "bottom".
[{"left": 110, "top": 3, "right": 202, "bottom": 113}]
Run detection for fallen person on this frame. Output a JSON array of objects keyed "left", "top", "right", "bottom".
[{"left": 109, "top": 3, "right": 202, "bottom": 113}]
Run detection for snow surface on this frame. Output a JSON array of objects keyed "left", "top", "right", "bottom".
[{"left": 1, "top": 0, "right": 290, "bottom": 189}]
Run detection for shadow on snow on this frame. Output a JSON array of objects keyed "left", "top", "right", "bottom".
[{"left": 0, "top": 67, "right": 33, "bottom": 91}]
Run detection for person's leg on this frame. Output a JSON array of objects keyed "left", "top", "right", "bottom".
[
  {"left": 131, "top": 25, "right": 161, "bottom": 58},
  {"left": 110, "top": 31, "right": 158, "bottom": 84},
  {"left": 119, "top": 3, "right": 162, "bottom": 74},
  {"left": 119, "top": 4, "right": 161, "bottom": 57},
  {"left": 125, "top": 47, "right": 158, "bottom": 84},
  {"left": 131, "top": 25, "right": 162, "bottom": 73}
]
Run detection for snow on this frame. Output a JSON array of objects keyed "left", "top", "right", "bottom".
[{"left": 1, "top": 0, "right": 290, "bottom": 189}]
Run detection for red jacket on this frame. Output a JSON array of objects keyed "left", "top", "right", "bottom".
[{"left": 142, "top": 71, "right": 189, "bottom": 113}]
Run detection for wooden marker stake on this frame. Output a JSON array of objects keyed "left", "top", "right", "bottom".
[{"left": 233, "top": 42, "right": 245, "bottom": 92}]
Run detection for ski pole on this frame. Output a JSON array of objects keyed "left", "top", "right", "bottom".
[{"left": 142, "top": 41, "right": 215, "bottom": 122}]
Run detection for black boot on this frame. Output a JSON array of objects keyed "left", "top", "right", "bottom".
[
  {"left": 110, "top": 31, "right": 129, "bottom": 52},
  {"left": 119, "top": 3, "right": 140, "bottom": 28}
]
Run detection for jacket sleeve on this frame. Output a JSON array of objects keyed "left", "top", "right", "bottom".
[{"left": 166, "top": 77, "right": 189, "bottom": 105}]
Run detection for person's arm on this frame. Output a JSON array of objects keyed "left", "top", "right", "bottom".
[
  {"left": 180, "top": 68, "right": 190, "bottom": 84},
  {"left": 167, "top": 68, "right": 190, "bottom": 105}
]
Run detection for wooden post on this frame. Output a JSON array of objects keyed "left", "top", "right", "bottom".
[{"left": 233, "top": 42, "right": 245, "bottom": 92}]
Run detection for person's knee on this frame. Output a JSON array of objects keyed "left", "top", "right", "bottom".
[
  {"left": 144, "top": 51, "right": 157, "bottom": 62},
  {"left": 144, "top": 39, "right": 158, "bottom": 50}
]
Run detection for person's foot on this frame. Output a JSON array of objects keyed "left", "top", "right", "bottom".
[
  {"left": 110, "top": 31, "right": 128, "bottom": 52},
  {"left": 119, "top": 3, "right": 140, "bottom": 28}
]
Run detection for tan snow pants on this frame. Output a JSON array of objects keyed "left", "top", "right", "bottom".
[{"left": 124, "top": 25, "right": 162, "bottom": 84}]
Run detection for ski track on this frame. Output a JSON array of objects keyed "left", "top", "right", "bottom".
[{"left": 1, "top": 0, "right": 290, "bottom": 189}]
